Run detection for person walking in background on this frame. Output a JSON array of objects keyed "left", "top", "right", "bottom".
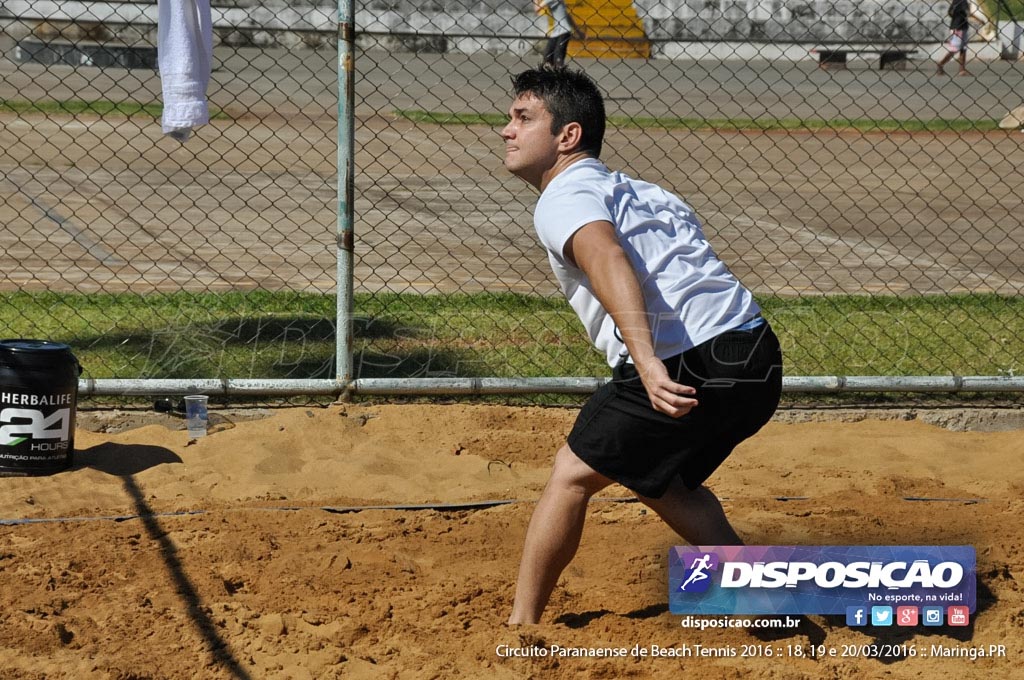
[
  {"left": 936, "top": 0, "right": 988, "bottom": 76},
  {"left": 535, "top": 0, "right": 584, "bottom": 68},
  {"left": 500, "top": 67, "right": 783, "bottom": 624}
]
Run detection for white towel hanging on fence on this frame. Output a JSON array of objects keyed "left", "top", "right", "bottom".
[{"left": 158, "top": 0, "right": 212, "bottom": 141}]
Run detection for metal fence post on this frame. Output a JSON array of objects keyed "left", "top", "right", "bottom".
[{"left": 336, "top": 0, "right": 356, "bottom": 389}]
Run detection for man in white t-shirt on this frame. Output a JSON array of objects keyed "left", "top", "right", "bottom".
[{"left": 501, "top": 67, "right": 783, "bottom": 625}]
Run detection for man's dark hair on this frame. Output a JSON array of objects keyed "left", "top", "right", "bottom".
[{"left": 511, "top": 67, "right": 605, "bottom": 158}]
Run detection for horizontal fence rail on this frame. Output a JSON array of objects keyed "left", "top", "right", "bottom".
[{"left": 76, "top": 376, "right": 1024, "bottom": 398}]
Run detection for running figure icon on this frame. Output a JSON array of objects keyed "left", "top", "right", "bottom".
[{"left": 680, "top": 553, "right": 714, "bottom": 591}]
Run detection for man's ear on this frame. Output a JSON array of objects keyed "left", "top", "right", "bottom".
[{"left": 558, "top": 122, "right": 584, "bottom": 153}]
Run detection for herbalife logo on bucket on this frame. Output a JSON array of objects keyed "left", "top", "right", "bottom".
[
  {"left": 669, "top": 546, "right": 976, "bottom": 615},
  {"left": 0, "top": 391, "right": 73, "bottom": 449}
]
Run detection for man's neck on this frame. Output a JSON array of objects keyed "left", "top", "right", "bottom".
[{"left": 538, "top": 152, "right": 596, "bottom": 192}]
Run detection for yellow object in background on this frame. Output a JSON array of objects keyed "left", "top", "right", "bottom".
[{"left": 567, "top": 0, "right": 650, "bottom": 60}]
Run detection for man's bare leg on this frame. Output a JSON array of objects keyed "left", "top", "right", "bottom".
[
  {"left": 936, "top": 50, "right": 954, "bottom": 75},
  {"left": 636, "top": 477, "right": 742, "bottom": 546},
  {"left": 508, "top": 444, "right": 613, "bottom": 625},
  {"left": 956, "top": 51, "right": 970, "bottom": 76}
]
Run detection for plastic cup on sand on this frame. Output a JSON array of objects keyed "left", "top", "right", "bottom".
[{"left": 184, "top": 395, "right": 209, "bottom": 438}]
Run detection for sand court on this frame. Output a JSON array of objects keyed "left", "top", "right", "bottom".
[{"left": 0, "top": 404, "right": 1021, "bottom": 678}]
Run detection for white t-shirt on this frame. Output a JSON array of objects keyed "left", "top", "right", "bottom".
[
  {"left": 544, "top": 0, "right": 574, "bottom": 37},
  {"left": 533, "top": 158, "right": 761, "bottom": 367}
]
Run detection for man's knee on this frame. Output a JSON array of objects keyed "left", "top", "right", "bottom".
[{"left": 549, "top": 444, "right": 611, "bottom": 496}]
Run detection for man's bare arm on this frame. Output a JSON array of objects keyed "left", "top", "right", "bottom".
[{"left": 565, "top": 220, "right": 697, "bottom": 417}]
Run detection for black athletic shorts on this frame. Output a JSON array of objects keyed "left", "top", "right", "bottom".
[{"left": 567, "top": 321, "right": 783, "bottom": 498}]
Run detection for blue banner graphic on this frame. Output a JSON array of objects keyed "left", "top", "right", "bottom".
[{"left": 669, "top": 545, "right": 976, "bottom": 617}]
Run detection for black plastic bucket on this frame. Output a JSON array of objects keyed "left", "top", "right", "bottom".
[{"left": 0, "top": 340, "right": 81, "bottom": 476}]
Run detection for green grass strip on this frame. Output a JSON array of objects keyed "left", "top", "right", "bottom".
[
  {"left": 986, "top": 0, "right": 1024, "bottom": 21},
  {"left": 0, "top": 291, "right": 1021, "bottom": 382},
  {"left": 394, "top": 109, "right": 1004, "bottom": 133},
  {"left": 0, "top": 99, "right": 230, "bottom": 120}
]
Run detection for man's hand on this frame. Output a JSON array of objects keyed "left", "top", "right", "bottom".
[{"left": 635, "top": 357, "right": 698, "bottom": 418}]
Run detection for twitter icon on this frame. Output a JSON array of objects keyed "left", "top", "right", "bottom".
[{"left": 871, "top": 606, "right": 893, "bottom": 626}]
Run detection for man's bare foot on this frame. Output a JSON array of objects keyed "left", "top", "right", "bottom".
[{"left": 957, "top": 69, "right": 971, "bottom": 77}]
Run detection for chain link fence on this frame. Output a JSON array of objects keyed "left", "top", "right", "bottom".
[{"left": 1, "top": 0, "right": 1023, "bottom": 396}]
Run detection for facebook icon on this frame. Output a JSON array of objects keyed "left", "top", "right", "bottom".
[{"left": 846, "top": 606, "right": 867, "bottom": 627}]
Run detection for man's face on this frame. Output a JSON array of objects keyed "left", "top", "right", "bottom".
[{"left": 500, "top": 94, "right": 560, "bottom": 187}]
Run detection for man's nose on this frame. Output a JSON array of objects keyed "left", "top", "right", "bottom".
[{"left": 500, "top": 122, "right": 514, "bottom": 139}]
